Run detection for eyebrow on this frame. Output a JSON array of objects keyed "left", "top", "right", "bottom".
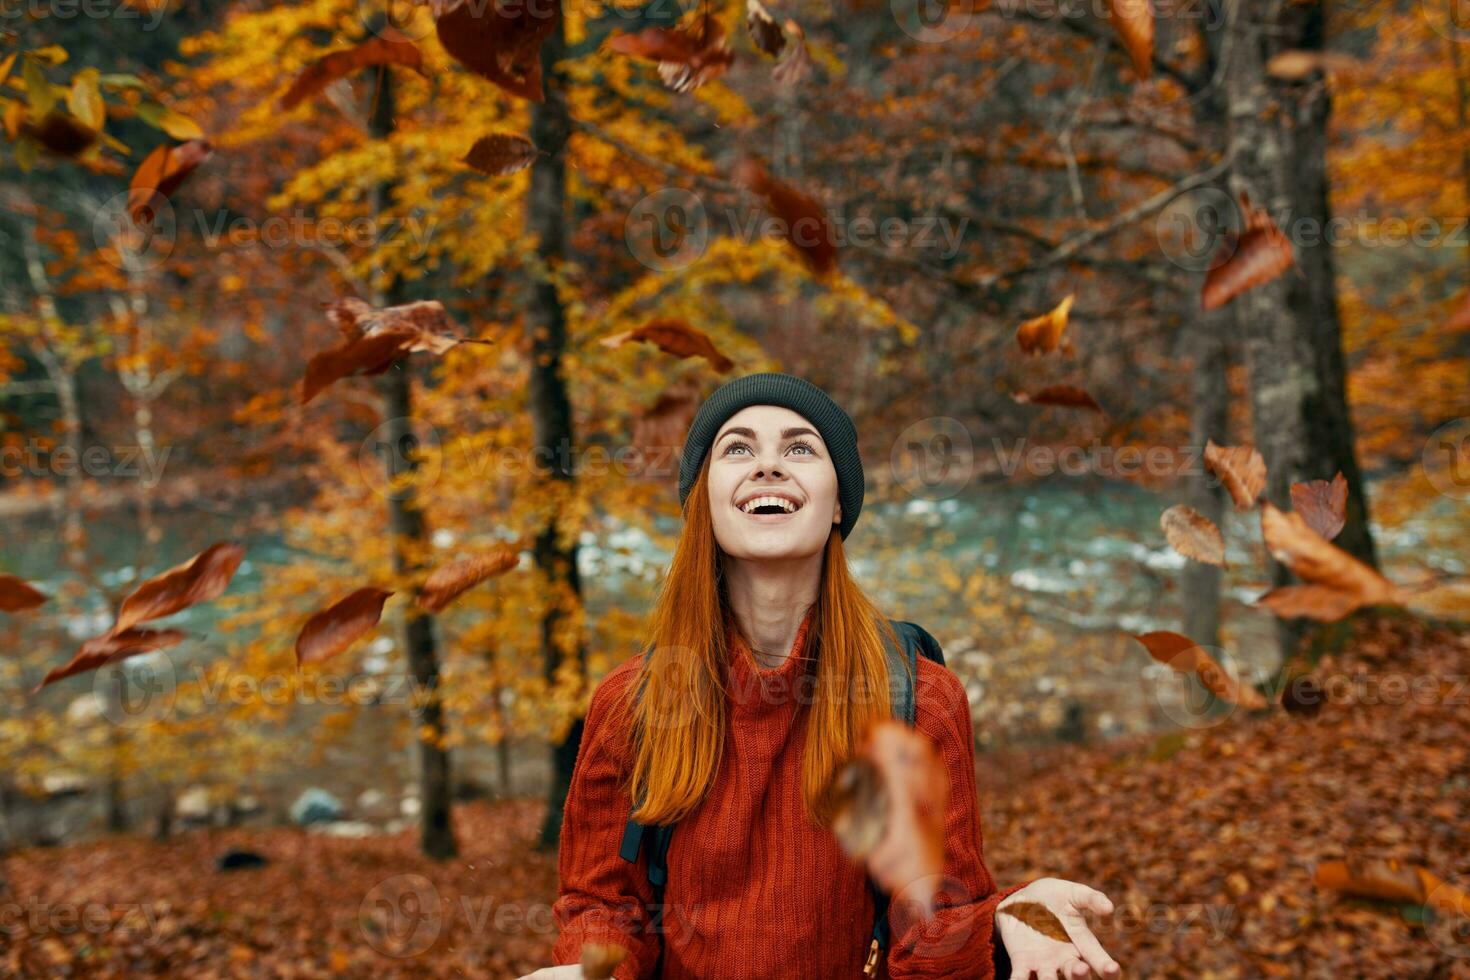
[{"left": 715, "top": 426, "right": 823, "bottom": 447}]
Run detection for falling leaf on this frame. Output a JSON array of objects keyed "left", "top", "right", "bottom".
[
  {"left": 305, "top": 299, "right": 489, "bottom": 404},
  {"left": 1105, "top": 0, "right": 1153, "bottom": 80},
  {"left": 435, "top": 0, "right": 561, "bottom": 102},
  {"left": 33, "top": 627, "right": 185, "bottom": 694},
  {"left": 24, "top": 109, "right": 98, "bottom": 157},
  {"left": 1314, "top": 855, "right": 1470, "bottom": 916},
  {"left": 295, "top": 587, "right": 394, "bottom": 666},
  {"left": 1010, "top": 385, "right": 1103, "bottom": 413},
  {"left": 831, "top": 719, "right": 947, "bottom": 914},
  {"left": 66, "top": 68, "right": 104, "bottom": 132},
  {"left": 1291, "top": 472, "right": 1347, "bottom": 540},
  {"left": 113, "top": 541, "right": 246, "bottom": 635},
  {"left": 128, "top": 140, "right": 214, "bottom": 226},
  {"left": 997, "top": 900, "right": 1071, "bottom": 942},
  {"left": 771, "top": 20, "right": 812, "bottom": 87},
  {"left": 1202, "top": 195, "right": 1296, "bottom": 310},
  {"left": 1203, "top": 439, "right": 1266, "bottom": 510},
  {"left": 417, "top": 550, "right": 520, "bottom": 613},
  {"left": 1256, "top": 503, "right": 1401, "bottom": 619},
  {"left": 1160, "top": 504, "right": 1226, "bottom": 567},
  {"left": 746, "top": 0, "right": 786, "bottom": 57},
  {"left": 1255, "top": 584, "right": 1363, "bottom": 622},
  {"left": 1131, "top": 631, "right": 1267, "bottom": 710},
  {"left": 280, "top": 31, "right": 427, "bottom": 110},
  {"left": 580, "top": 943, "right": 630, "bottom": 980},
  {"left": 136, "top": 100, "right": 205, "bottom": 140},
  {"left": 731, "top": 155, "right": 836, "bottom": 276},
  {"left": 599, "top": 318, "right": 734, "bottom": 372},
  {"left": 0, "top": 574, "right": 48, "bottom": 612},
  {"left": 607, "top": 13, "right": 735, "bottom": 93},
  {"left": 462, "top": 133, "right": 539, "bottom": 177},
  {"left": 1265, "top": 49, "right": 1364, "bottom": 81},
  {"left": 1015, "top": 294, "right": 1076, "bottom": 356}
]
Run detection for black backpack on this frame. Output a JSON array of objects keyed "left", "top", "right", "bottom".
[{"left": 616, "top": 618, "right": 947, "bottom": 978}]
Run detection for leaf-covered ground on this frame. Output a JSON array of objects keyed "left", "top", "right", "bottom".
[{"left": 4, "top": 614, "right": 1468, "bottom": 978}]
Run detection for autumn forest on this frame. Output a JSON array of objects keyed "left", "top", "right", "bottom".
[{"left": 1, "top": 0, "right": 1469, "bottom": 976}]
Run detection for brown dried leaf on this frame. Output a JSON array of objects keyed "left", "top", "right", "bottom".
[
  {"left": 1015, "top": 294, "right": 1076, "bottom": 356},
  {"left": 1202, "top": 199, "right": 1296, "bottom": 310},
  {"left": 771, "top": 21, "right": 812, "bottom": 87},
  {"left": 1255, "top": 584, "right": 1363, "bottom": 622},
  {"left": 1290, "top": 471, "right": 1347, "bottom": 541},
  {"left": 600, "top": 318, "right": 735, "bottom": 373},
  {"left": 33, "top": 627, "right": 185, "bottom": 694},
  {"left": 1105, "top": 0, "right": 1153, "bottom": 80},
  {"left": 1160, "top": 504, "right": 1226, "bottom": 568},
  {"left": 305, "top": 300, "right": 487, "bottom": 403},
  {"left": 416, "top": 550, "right": 520, "bottom": 613},
  {"left": 0, "top": 574, "right": 48, "bottom": 612},
  {"left": 128, "top": 139, "right": 213, "bottom": 226},
  {"left": 1131, "top": 631, "right": 1267, "bottom": 710},
  {"left": 745, "top": 0, "right": 785, "bottom": 57},
  {"left": 607, "top": 13, "right": 732, "bottom": 93},
  {"left": 113, "top": 541, "right": 245, "bottom": 635},
  {"left": 279, "top": 32, "right": 426, "bottom": 110},
  {"left": 997, "top": 900, "right": 1071, "bottom": 943},
  {"left": 730, "top": 156, "right": 836, "bottom": 276},
  {"left": 1203, "top": 440, "right": 1266, "bottom": 510},
  {"left": 1259, "top": 502, "right": 1400, "bottom": 610},
  {"left": 580, "top": 943, "right": 629, "bottom": 980},
  {"left": 436, "top": 0, "right": 560, "bottom": 102},
  {"left": 295, "top": 587, "right": 394, "bottom": 666},
  {"left": 462, "top": 133, "right": 539, "bottom": 177},
  {"left": 1010, "top": 385, "right": 1103, "bottom": 414}
]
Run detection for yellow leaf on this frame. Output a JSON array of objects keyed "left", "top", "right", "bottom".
[{"left": 67, "top": 68, "right": 104, "bottom": 132}]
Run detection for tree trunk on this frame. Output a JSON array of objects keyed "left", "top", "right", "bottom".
[
  {"left": 527, "top": 19, "right": 589, "bottom": 851},
  {"left": 369, "top": 64, "right": 456, "bottom": 861},
  {"left": 1222, "top": 0, "right": 1377, "bottom": 661}
]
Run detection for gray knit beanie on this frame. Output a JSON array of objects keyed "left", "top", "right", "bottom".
[{"left": 678, "top": 372, "right": 864, "bottom": 540}]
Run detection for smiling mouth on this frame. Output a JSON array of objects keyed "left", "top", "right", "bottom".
[{"left": 737, "top": 496, "right": 803, "bottom": 517}]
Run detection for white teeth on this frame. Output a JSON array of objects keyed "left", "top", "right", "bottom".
[{"left": 739, "top": 495, "right": 800, "bottom": 514}]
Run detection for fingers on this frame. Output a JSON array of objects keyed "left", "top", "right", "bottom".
[
  {"left": 1059, "top": 914, "right": 1120, "bottom": 978},
  {"left": 1060, "top": 957, "right": 1092, "bottom": 979}
]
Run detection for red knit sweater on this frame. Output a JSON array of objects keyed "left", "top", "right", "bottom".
[{"left": 551, "top": 606, "right": 1030, "bottom": 979}]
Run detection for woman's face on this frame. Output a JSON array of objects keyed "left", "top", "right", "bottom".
[{"left": 707, "top": 404, "right": 842, "bottom": 562}]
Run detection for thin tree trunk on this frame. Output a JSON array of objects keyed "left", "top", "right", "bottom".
[
  {"left": 527, "top": 18, "right": 589, "bottom": 851},
  {"left": 1223, "top": 0, "right": 1377, "bottom": 662},
  {"left": 368, "top": 64, "right": 456, "bottom": 861}
]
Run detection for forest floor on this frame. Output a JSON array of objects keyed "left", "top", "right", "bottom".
[{"left": 3, "top": 613, "right": 1468, "bottom": 979}]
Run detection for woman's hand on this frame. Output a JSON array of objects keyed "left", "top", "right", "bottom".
[
  {"left": 995, "top": 877, "right": 1121, "bottom": 979},
  {"left": 514, "top": 967, "right": 583, "bottom": 979}
]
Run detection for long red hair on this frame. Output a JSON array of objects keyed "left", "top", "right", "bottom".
[{"left": 619, "top": 452, "right": 905, "bottom": 829}]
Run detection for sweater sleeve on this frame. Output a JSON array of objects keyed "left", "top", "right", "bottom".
[
  {"left": 550, "top": 659, "right": 663, "bottom": 980},
  {"left": 884, "top": 658, "right": 1034, "bottom": 980}
]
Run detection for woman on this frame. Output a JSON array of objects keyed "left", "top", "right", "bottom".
[{"left": 520, "top": 373, "right": 1121, "bottom": 979}]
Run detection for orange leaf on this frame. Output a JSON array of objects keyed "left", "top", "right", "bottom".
[
  {"left": 600, "top": 318, "right": 734, "bottom": 372},
  {"left": 1203, "top": 439, "right": 1266, "bottom": 510},
  {"left": 416, "top": 550, "right": 520, "bottom": 613},
  {"left": 127, "top": 139, "right": 213, "bottom": 226},
  {"left": 295, "top": 587, "right": 394, "bottom": 666},
  {"left": 1131, "top": 631, "right": 1266, "bottom": 710},
  {"left": 1202, "top": 196, "right": 1296, "bottom": 310},
  {"left": 0, "top": 573, "right": 48, "bottom": 612},
  {"left": 1015, "top": 294, "right": 1076, "bottom": 356},
  {"left": 1105, "top": 0, "right": 1153, "bottom": 80},
  {"left": 1257, "top": 503, "right": 1401, "bottom": 616},
  {"left": 580, "top": 943, "right": 630, "bottom": 980},
  {"left": 606, "top": 13, "right": 733, "bottom": 93},
  {"left": 1010, "top": 384, "right": 1103, "bottom": 413},
  {"left": 1290, "top": 472, "right": 1347, "bottom": 541},
  {"left": 33, "top": 627, "right": 185, "bottom": 694},
  {"left": 1160, "top": 504, "right": 1226, "bottom": 567},
  {"left": 113, "top": 541, "right": 245, "bottom": 635},
  {"left": 1255, "top": 584, "right": 1363, "bottom": 622},
  {"left": 997, "top": 900, "right": 1071, "bottom": 942},
  {"left": 279, "top": 31, "right": 426, "bottom": 110},
  {"left": 731, "top": 155, "right": 836, "bottom": 276}
]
